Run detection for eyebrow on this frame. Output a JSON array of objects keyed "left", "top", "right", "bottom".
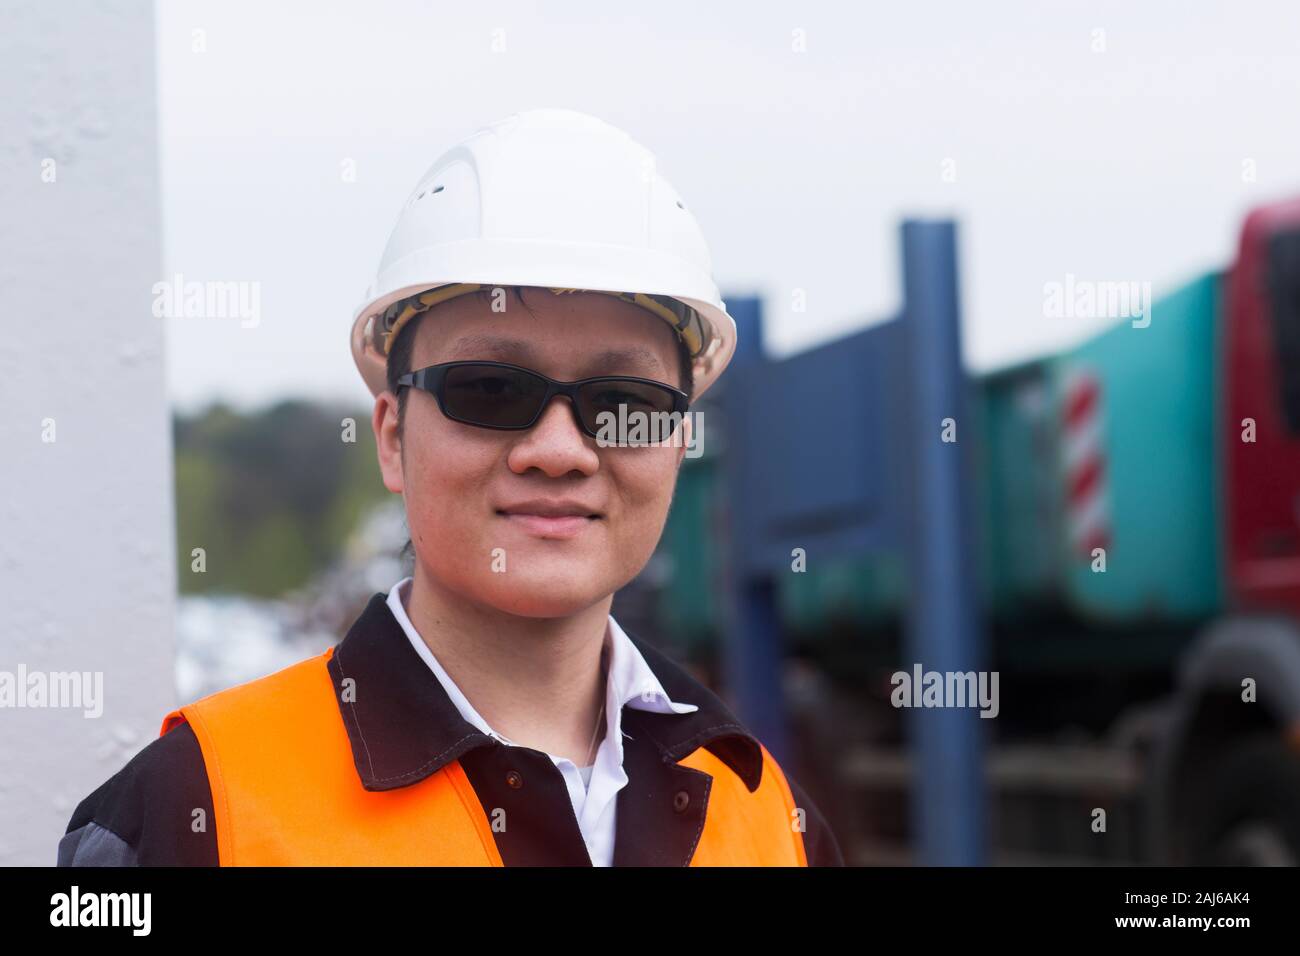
[
  {"left": 443, "top": 335, "right": 539, "bottom": 363},
  {"left": 442, "top": 336, "right": 667, "bottom": 378}
]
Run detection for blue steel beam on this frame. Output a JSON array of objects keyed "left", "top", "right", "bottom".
[
  {"left": 718, "top": 296, "right": 790, "bottom": 764},
  {"left": 717, "top": 222, "right": 987, "bottom": 863},
  {"left": 898, "top": 220, "right": 988, "bottom": 866}
]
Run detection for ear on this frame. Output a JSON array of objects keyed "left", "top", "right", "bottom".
[{"left": 373, "top": 391, "right": 405, "bottom": 494}]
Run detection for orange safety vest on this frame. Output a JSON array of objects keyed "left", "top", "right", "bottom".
[{"left": 160, "top": 645, "right": 809, "bottom": 866}]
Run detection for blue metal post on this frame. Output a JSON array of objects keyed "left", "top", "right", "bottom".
[
  {"left": 898, "top": 220, "right": 988, "bottom": 866},
  {"left": 719, "top": 295, "right": 790, "bottom": 764}
]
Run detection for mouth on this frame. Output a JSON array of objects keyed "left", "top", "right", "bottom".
[{"left": 494, "top": 503, "right": 603, "bottom": 540}]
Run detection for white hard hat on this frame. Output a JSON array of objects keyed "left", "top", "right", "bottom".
[{"left": 349, "top": 108, "right": 737, "bottom": 400}]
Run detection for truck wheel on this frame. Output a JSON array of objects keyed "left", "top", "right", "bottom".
[{"left": 1185, "top": 734, "right": 1300, "bottom": 866}]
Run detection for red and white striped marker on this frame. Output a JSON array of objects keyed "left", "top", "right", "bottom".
[{"left": 1061, "top": 367, "right": 1111, "bottom": 558}]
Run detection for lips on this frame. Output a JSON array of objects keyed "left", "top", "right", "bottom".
[{"left": 495, "top": 499, "right": 603, "bottom": 540}]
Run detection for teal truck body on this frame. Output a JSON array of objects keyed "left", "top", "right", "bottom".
[{"left": 651, "top": 197, "right": 1300, "bottom": 864}]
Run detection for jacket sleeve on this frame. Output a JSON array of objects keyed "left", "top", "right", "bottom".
[
  {"left": 58, "top": 720, "right": 219, "bottom": 866},
  {"left": 784, "top": 772, "right": 846, "bottom": 866}
]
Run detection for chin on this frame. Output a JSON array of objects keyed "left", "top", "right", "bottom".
[{"left": 472, "top": 572, "right": 612, "bottom": 619}]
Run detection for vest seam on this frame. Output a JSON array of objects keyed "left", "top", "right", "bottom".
[
  {"left": 758, "top": 744, "right": 808, "bottom": 866},
  {"left": 442, "top": 760, "right": 505, "bottom": 866},
  {"left": 181, "top": 702, "right": 234, "bottom": 866},
  {"left": 186, "top": 652, "right": 334, "bottom": 865}
]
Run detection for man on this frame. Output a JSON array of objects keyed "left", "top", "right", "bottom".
[{"left": 58, "top": 109, "right": 843, "bottom": 866}]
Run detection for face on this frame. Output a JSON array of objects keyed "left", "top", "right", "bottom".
[{"left": 374, "top": 289, "right": 693, "bottom": 618}]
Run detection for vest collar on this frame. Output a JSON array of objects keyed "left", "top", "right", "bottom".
[{"left": 326, "top": 593, "right": 765, "bottom": 794}]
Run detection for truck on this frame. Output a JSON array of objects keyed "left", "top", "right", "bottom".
[{"left": 643, "top": 195, "right": 1300, "bottom": 865}]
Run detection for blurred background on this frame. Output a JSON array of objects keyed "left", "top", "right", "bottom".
[{"left": 4, "top": 0, "right": 1300, "bottom": 866}]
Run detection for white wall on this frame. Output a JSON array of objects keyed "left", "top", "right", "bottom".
[{"left": 0, "top": 0, "right": 175, "bottom": 865}]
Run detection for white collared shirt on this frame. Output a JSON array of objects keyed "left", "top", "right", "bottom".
[{"left": 385, "top": 577, "right": 698, "bottom": 867}]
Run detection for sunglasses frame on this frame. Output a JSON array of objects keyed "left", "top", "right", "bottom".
[{"left": 396, "top": 360, "right": 691, "bottom": 440}]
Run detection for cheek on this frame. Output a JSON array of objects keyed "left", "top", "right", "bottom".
[
  {"left": 401, "top": 418, "right": 495, "bottom": 557},
  {"left": 605, "top": 451, "right": 679, "bottom": 560}
]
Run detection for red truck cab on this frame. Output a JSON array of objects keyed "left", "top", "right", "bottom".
[{"left": 1224, "top": 196, "right": 1300, "bottom": 618}]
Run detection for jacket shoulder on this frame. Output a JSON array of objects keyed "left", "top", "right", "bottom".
[{"left": 58, "top": 719, "right": 218, "bottom": 866}]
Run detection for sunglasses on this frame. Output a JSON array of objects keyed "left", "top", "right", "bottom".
[{"left": 396, "top": 361, "right": 690, "bottom": 442}]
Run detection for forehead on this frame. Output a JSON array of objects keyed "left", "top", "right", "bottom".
[{"left": 411, "top": 289, "right": 680, "bottom": 377}]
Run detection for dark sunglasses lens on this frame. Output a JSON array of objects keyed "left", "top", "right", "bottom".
[
  {"left": 441, "top": 364, "right": 547, "bottom": 426},
  {"left": 576, "top": 380, "right": 680, "bottom": 437}
]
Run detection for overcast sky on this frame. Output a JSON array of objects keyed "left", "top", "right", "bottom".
[{"left": 156, "top": 0, "right": 1300, "bottom": 413}]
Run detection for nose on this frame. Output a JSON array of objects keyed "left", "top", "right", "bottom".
[{"left": 505, "top": 394, "right": 601, "bottom": 478}]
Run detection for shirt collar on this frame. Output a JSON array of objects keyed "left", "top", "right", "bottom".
[
  {"left": 328, "top": 589, "right": 765, "bottom": 794},
  {"left": 385, "top": 577, "right": 699, "bottom": 752}
]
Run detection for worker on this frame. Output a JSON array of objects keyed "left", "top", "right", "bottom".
[{"left": 57, "top": 108, "right": 844, "bottom": 866}]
